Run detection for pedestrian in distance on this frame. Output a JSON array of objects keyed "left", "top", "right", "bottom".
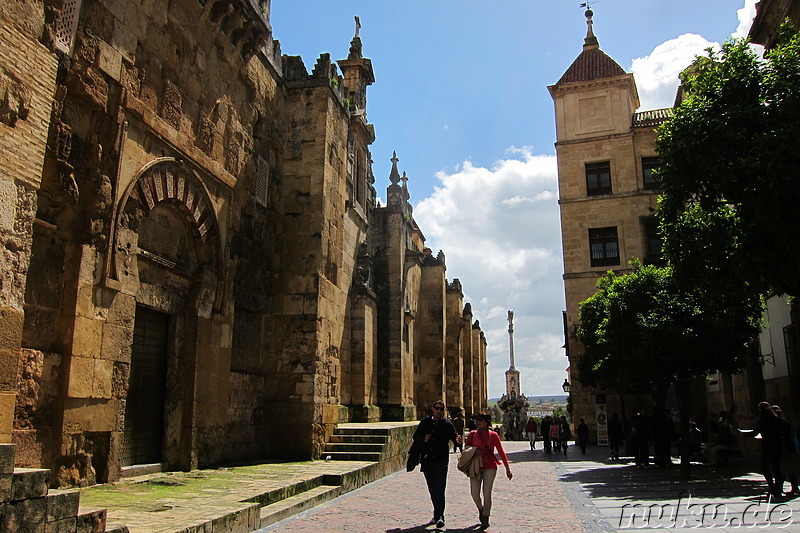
[
  {"left": 541, "top": 415, "right": 552, "bottom": 455},
  {"left": 465, "top": 412, "right": 512, "bottom": 529},
  {"left": 739, "top": 402, "right": 784, "bottom": 497},
  {"left": 550, "top": 416, "right": 561, "bottom": 455},
  {"left": 526, "top": 416, "right": 538, "bottom": 451},
  {"left": 577, "top": 418, "right": 589, "bottom": 455},
  {"left": 608, "top": 412, "right": 622, "bottom": 461},
  {"left": 560, "top": 415, "right": 572, "bottom": 456},
  {"left": 773, "top": 405, "right": 800, "bottom": 495},
  {"left": 452, "top": 412, "right": 465, "bottom": 453},
  {"left": 411, "top": 400, "right": 461, "bottom": 528},
  {"left": 631, "top": 407, "right": 651, "bottom": 467}
]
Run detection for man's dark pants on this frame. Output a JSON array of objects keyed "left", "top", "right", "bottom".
[{"left": 423, "top": 460, "right": 449, "bottom": 520}]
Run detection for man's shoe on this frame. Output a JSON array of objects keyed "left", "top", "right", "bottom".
[{"left": 436, "top": 517, "right": 445, "bottom": 528}]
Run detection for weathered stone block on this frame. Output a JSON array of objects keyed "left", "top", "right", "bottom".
[
  {"left": 0, "top": 308, "right": 24, "bottom": 352},
  {"left": 74, "top": 283, "right": 96, "bottom": 320},
  {"left": 99, "top": 324, "right": 132, "bottom": 363},
  {"left": 75, "top": 246, "right": 98, "bottom": 286},
  {"left": 92, "top": 359, "right": 114, "bottom": 399},
  {"left": 98, "top": 40, "right": 122, "bottom": 81},
  {"left": 3, "top": 496, "right": 46, "bottom": 532},
  {"left": 0, "top": 392, "right": 14, "bottom": 441},
  {"left": 76, "top": 507, "right": 105, "bottom": 533},
  {"left": 62, "top": 399, "right": 119, "bottom": 432},
  {"left": 45, "top": 516, "right": 77, "bottom": 533},
  {"left": 46, "top": 489, "right": 80, "bottom": 521},
  {"left": 0, "top": 444, "right": 15, "bottom": 474},
  {"left": 105, "top": 292, "right": 136, "bottom": 327},
  {"left": 11, "top": 468, "right": 49, "bottom": 500},
  {"left": 0, "top": 474, "right": 11, "bottom": 502},
  {"left": 67, "top": 357, "right": 94, "bottom": 399},
  {"left": 72, "top": 317, "right": 103, "bottom": 359}
]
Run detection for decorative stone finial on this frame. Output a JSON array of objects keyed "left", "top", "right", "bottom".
[
  {"left": 389, "top": 151, "right": 400, "bottom": 185},
  {"left": 348, "top": 16, "right": 363, "bottom": 59},
  {"left": 401, "top": 171, "right": 410, "bottom": 201},
  {"left": 582, "top": 3, "right": 599, "bottom": 49}
]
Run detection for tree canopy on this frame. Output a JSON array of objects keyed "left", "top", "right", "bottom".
[
  {"left": 577, "top": 262, "right": 761, "bottom": 408},
  {"left": 656, "top": 24, "right": 800, "bottom": 297}
]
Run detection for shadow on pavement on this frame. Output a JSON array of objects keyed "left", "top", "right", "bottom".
[
  {"left": 386, "top": 524, "right": 483, "bottom": 533},
  {"left": 505, "top": 448, "right": 773, "bottom": 502}
]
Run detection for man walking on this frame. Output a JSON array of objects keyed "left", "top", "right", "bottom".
[
  {"left": 541, "top": 415, "right": 552, "bottom": 454},
  {"left": 412, "top": 400, "right": 461, "bottom": 528}
]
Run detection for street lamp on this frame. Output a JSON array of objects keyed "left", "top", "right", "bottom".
[{"left": 562, "top": 379, "right": 571, "bottom": 393}]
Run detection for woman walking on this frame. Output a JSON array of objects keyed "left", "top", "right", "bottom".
[
  {"left": 550, "top": 416, "right": 561, "bottom": 455},
  {"left": 465, "top": 412, "right": 513, "bottom": 529}
]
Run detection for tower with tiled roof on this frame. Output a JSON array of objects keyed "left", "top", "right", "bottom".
[{"left": 548, "top": 8, "right": 671, "bottom": 441}]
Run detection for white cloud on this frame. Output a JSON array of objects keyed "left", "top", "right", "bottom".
[
  {"left": 413, "top": 148, "right": 567, "bottom": 397},
  {"left": 630, "top": 1, "right": 759, "bottom": 111},
  {"left": 630, "top": 33, "right": 718, "bottom": 110},
  {"left": 734, "top": 0, "right": 758, "bottom": 39}
]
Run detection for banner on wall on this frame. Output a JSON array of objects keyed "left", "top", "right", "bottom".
[{"left": 595, "top": 393, "right": 608, "bottom": 446}]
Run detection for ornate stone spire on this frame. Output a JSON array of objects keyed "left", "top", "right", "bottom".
[
  {"left": 389, "top": 151, "right": 400, "bottom": 185},
  {"left": 583, "top": 5, "right": 599, "bottom": 50}
]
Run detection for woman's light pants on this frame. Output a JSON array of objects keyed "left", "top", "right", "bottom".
[{"left": 470, "top": 468, "right": 498, "bottom": 515}]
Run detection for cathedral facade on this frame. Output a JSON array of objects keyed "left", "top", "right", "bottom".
[{"left": 0, "top": 0, "right": 487, "bottom": 487}]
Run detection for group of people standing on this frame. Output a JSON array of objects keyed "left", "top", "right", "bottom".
[
  {"left": 528, "top": 414, "right": 574, "bottom": 455},
  {"left": 409, "top": 401, "right": 512, "bottom": 530}
]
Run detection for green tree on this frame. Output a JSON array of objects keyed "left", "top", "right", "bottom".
[
  {"left": 577, "top": 262, "right": 761, "bottom": 472},
  {"left": 656, "top": 24, "right": 800, "bottom": 297}
]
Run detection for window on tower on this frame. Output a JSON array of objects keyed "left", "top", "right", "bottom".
[
  {"left": 585, "top": 161, "right": 612, "bottom": 196},
  {"left": 588, "top": 227, "right": 620, "bottom": 267},
  {"left": 642, "top": 156, "right": 661, "bottom": 190},
  {"left": 642, "top": 217, "right": 664, "bottom": 265}
]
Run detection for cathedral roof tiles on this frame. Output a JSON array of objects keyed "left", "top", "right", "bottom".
[
  {"left": 556, "top": 47, "right": 627, "bottom": 85},
  {"left": 632, "top": 108, "right": 674, "bottom": 128}
]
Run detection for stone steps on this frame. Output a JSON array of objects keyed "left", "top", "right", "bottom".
[
  {"left": 75, "top": 422, "right": 417, "bottom": 532},
  {"left": 323, "top": 424, "right": 393, "bottom": 463},
  {"left": 0, "top": 443, "right": 115, "bottom": 532},
  {"left": 255, "top": 422, "right": 415, "bottom": 528},
  {"left": 324, "top": 451, "right": 383, "bottom": 462},
  {"left": 258, "top": 484, "right": 342, "bottom": 528},
  {"left": 325, "top": 442, "right": 385, "bottom": 453},
  {"left": 328, "top": 434, "right": 387, "bottom": 444}
]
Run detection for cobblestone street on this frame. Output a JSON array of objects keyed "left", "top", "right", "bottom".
[{"left": 259, "top": 441, "right": 800, "bottom": 533}]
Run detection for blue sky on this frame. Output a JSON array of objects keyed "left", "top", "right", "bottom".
[{"left": 271, "top": 1, "right": 758, "bottom": 398}]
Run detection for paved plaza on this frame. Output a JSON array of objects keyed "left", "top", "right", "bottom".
[{"left": 258, "top": 441, "right": 800, "bottom": 533}]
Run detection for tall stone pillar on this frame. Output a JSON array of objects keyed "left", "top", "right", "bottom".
[
  {"left": 416, "top": 252, "right": 446, "bottom": 417},
  {"left": 445, "top": 280, "right": 465, "bottom": 411}
]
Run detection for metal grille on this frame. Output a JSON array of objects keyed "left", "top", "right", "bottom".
[
  {"left": 54, "top": 0, "right": 82, "bottom": 54},
  {"left": 255, "top": 155, "right": 270, "bottom": 207},
  {"left": 122, "top": 306, "right": 169, "bottom": 466}
]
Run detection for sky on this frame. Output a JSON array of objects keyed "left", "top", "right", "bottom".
[{"left": 270, "top": 1, "right": 759, "bottom": 398}]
